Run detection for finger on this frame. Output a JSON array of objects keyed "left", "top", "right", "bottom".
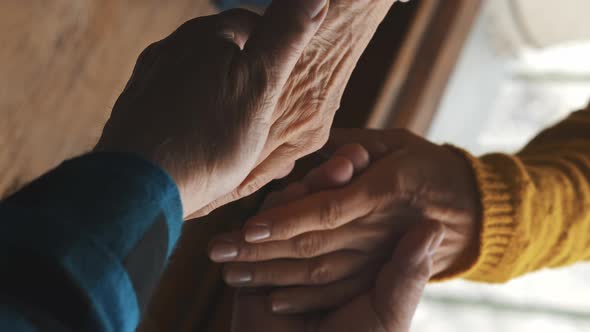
[
  {"left": 236, "top": 144, "right": 300, "bottom": 202},
  {"left": 302, "top": 156, "right": 354, "bottom": 192},
  {"left": 232, "top": 289, "right": 302, "bottom": 332},
  {"left": 268, "top": 270, "right": 376, "bottom": 314},
  {"left": 262, "top": 143, "right": 367, "bottom": 210},
  {"left": 196, "top": 140, "right": 367, "bottom": 219},
  {"left": 244, "top": 0, "right": 329, "bottom": 90},
  {"left": 210, "top": 223, "right": 390, "bottom": 263},
  {"left": 260, "top": 182, "right": 308, "bottom": 211},
  {"left": 327, "top": 128, "right": 391, "bottom": 159},
  {"left": 315, "top": 219, "right": 444, "bottom": 332},
  {"left": 243, "top": 184, "right": 371, "bottom": 243},
  {"left": 262, "top": 152, "right": 354, "bottom": 211},
  {"left": 187, "top": 127, "right": 350, "bottom": 219},
  {"left": 371, "top": 219, "right": 444, "bottom": 331},
  {"left": 330, "top": 143, "right": 370, "bottom": 172},
  {"left": 216, "top": 8, "right": 261, "bottom": 49},
  {"left": 186, "top": 145, "right": 296, "bottom": 218},
  {"left": 271, "top": 161, "right": 296, "bottom": 183},
  {"left": 222, "top": 251, "right": 368, "bottom": 287},
  {"left": 302, "top": 143, "right": 369, "bottom": 191}
]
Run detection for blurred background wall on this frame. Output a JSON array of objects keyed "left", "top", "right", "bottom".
[
  {"left": 0, "top": 0, "right": 215, "bottom": 198},
  {"left": 425, "top": 1, "right": 590, "bottom": 331}
]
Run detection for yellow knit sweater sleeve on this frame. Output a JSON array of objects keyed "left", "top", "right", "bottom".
[{"left": 455, "top": 107, "right": 590, "bottom": 283}]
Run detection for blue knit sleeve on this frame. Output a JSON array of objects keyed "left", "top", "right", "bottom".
[
  {"left": 214, "top": 0, "right": 271, "bottom": 10},
  {"left": 0, "top": 153, "right": 183, "bottom": 332}
]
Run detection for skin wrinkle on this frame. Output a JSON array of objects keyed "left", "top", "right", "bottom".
[
  {"left": 368, "top": 292, "right": 389, "bottom": 332},
  {"left": 192, "top": 2, "right": 412, "bottom": 218},
  {"left": 96, "top": 3, "right": 333, "bottom": 217},
  {"left": 286, "top": 107, "right": 324, "bottom": 141},
  {"left": 322, "top": 47, "right": 354, "bottom": 106},
  {"left": 270, "top": 9, "right": 357, "bottom": 140},
  {"left": 275, "top": 63, "right": 328, "bottom": 128},
  {"left": 219, "top": 129, "right": 479, "bottom": 312}
]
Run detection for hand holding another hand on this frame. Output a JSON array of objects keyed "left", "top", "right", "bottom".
[
  {"left": 211, "top": 129, "right": 481, "bottom": 313},
  {"left": 229, "top": 143, "right": 439, "bottom": 331},
  {"left": 193, "top": 0, "right": 414, "bottom": 216},
  {"left": 231, "top": 215, "right": 443, "bottom": 332},
  {"left": 96, "top": 0, "right": 413, "bottom": 218},
  {"left": 96, "top": 1, "right": 329, "bottom": 217}
]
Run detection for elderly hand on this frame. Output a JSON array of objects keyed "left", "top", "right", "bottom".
[
  {"left": 192, "top": 0, "right": 413, "bottom": 217},
  {"left": 96, "top": 1, "right": 328, "bottom": 217},
  {"left": 210, "top": 128, "right": 480, "bottom": 312},
  {"left": 231, "top": 217, "right": 443, "bottom": 332}
]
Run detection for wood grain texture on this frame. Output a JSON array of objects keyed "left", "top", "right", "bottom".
[
  {"left": 383, "top": 0, "right": 482, "bottom": 134},
  {"left": 0, "top": 0, "right": 216, "bottom": 197}
]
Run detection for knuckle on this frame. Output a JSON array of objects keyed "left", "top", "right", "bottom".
[
  {"left": 293, "top": 233, "right": 323, "bottom": 258},
  {"left": 318, "top": 198, "right": 342, "bottom": 229},
  {"left": 251, "top": 266, "right": 272, "bottom": 284},
  {"left": 237, "top": 179, "right": 263, "bottom": 199},
  {"left": 401, "top": 261, "right": 432, "bottom": 283},
  {"left": 307, "top": 259, "right": 332, "bottom": 285},
  {"left": 239, "top": 244, "right": 261, "bottom": 261},
  {"left": 138, "top": 42, "right": 159, "bottom": 61},
  {"left": 316, "top": 131, "right": 330, "bottom": 150},
  {"left": 308, "top": 127, "right": 330, "bottom": 152},
  {"left": 275, "top": 220, "right": 299, "bottom": 241},
  {"left": 287, "top": 13, "right": 310, "bottom": 37},
  {"left": 415, "top": 263, "right": 432, "bottom": 281}
]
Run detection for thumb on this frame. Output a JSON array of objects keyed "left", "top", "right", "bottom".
[
  {"left": 244, "top": 0, "right": 328, "bottom": 90},
  {"left": 373, "top": 219, "right": 445, "bottom": 332}
]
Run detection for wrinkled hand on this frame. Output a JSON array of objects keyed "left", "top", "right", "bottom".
[
  {"left": 231, "top": 216, "right": 443, "bottom": 332},
  {"left": 95, "top": 1, "right": 328, "bottom": 217},
  {"left": 193, "top": 0, "right": 412, "bottom": 217},
  {"left": 210, "top": 128, "right": 480, "bottom": 312}
]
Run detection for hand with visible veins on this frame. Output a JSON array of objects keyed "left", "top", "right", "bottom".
[
  {"left": 96, "top": 0, "right": 329, "bottom": 218},
  {"left": 210, "top": 128, "right": 480, "bottom": 313},
  {"left": 191, "top": 0, "right": 414, "bottom": 217},
  {"left": 98, "top": 0, "right": 414, "bottom": 219}
]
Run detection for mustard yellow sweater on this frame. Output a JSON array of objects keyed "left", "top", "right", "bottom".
[{"left": 456, "top": 107, "right": 590, "bottom": 283}]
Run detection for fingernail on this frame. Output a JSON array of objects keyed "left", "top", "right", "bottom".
[
  {"left": 210, "top": 243, "right": 238, "bottom": 262},
  {"left": 244, "top": 224, "right": 270, "bottom": 242},
  {"left": 270, "top": 298, "right": 292, "bottom": 313},
  {"left": 427, "top": 228, "right": 445, "bottom": 257},
  {"left": 303, "top": 0, "right": 328, "bottom": 19},
  {"left": 224, "top": 268, "right": 253, "bottom": 285}
]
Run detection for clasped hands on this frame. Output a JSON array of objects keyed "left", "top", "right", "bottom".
[
  {"left": 96, "top": 0, "right": 398, "bottom": 218},
  {"left": 94, "top": 0, "right": 481, "bottom": 330},
  {"left": 210, "top": 129, "right": 481, "bottom": 331}
]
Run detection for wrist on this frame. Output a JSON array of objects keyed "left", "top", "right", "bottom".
[
  {"left": 431, "top": 146, "right": 482, "bottom": 280},
  {"left": 94, "top": 139, "right": 212, "bottom": 218}
]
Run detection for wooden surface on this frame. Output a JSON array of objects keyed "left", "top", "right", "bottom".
[
  {"left": 0, "top": 0, "right": 216, "bottom": 198},
  {"left": 386, "top": 0, "right": 482, "bottom": 134},
  {"left": 334, "top": 0, "right": 481, "bottom": 135}
]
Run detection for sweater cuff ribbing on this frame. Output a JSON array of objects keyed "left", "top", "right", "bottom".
[{"left": 445, "top": 147, "right": 519, "bottom": 283}]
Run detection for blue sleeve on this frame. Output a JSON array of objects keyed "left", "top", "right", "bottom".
[
  {"left": 214, "top": 0, "right": 271, "bottom": 10},
  {"left": 0, "top": 153, "right": 183, "bottom": 332}
]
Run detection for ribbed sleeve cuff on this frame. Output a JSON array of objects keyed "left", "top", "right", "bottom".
[{"left": 444, "top": 147, "right": 519, "bottom": 283}]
